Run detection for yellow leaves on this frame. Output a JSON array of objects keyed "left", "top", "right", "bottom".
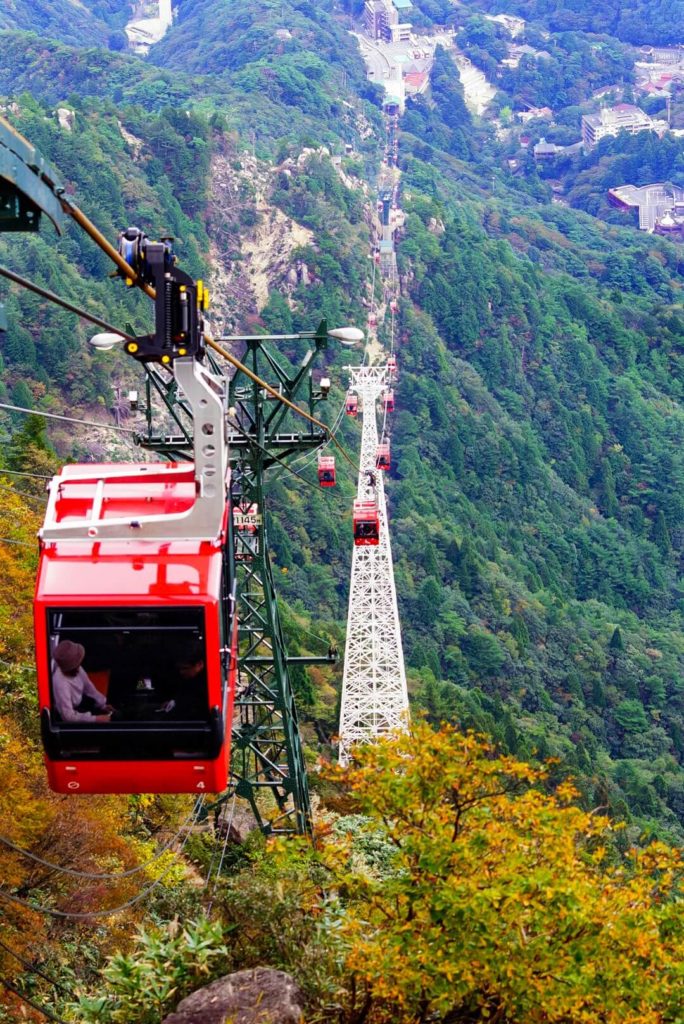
[{"left": 320, "top": 723, "right": 684, "bottom": 1022}]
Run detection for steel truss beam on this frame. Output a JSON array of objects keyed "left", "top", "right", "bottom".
[{"left": 138, "top": 326, "right": 334, "bottom": 834}]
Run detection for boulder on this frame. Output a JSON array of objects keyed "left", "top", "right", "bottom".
[{"left": 161, "top": 968, "right": 304, "bottom": 1024}]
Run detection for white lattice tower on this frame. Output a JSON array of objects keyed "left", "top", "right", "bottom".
[{"left": 338, "top": 365, "right": 409, "bottom": 764}]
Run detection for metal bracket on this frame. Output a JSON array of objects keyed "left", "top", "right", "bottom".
[
  {"left": 40, "top": 359, "right": 229, "bottom": 543},
  {"left": 0, "top": 116, "right": 64, "bottom": 233}
]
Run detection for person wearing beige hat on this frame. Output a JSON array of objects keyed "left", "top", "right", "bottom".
[{"left": 52, "top": 640, "right": 115, "bottom": 724}]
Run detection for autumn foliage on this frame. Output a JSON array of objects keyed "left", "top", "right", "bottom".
[{"left": 321, "top": 723, "right": 684, "bottom": 1023}]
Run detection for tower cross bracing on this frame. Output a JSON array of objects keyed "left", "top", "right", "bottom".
[{"left": 338, "top": 365, "right": 409, "bottom": 764}]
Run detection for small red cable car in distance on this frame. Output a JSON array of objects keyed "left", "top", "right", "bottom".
[
  {"left": 353, "top": 500, "right": 380, "bottom": 545},
  {"left": 346, "top": 392, "right": 358, "bottom": 417},
  {"left": 376, "top": 442, "right": 391, "bottom": 472},
  {"left": 368, "top": 312, "right": 378, "bottom": 328},
  {"left": 387, "top": 355, "right": 397, "bottom": 379},
  {"left": 383, "top": 390, "right": 395, "bottom": 414},
  {"left": 318, "top": 455, "right": 336, "bottom": 487}
]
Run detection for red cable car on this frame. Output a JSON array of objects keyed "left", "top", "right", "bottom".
[
  {"left": 353, "top": 500, "right": 380, "bottom": 546},
  {"left": 35, "top": 462, "right": 238, "bottom": 795},
  {"left": 376, "top": 442, "right": 391, "bottom": 471},
  {"left": 368, "top": 312, "right": 378, "bottom": 328},
  {"left": 387, "top": 355, "right": 397, "bottom": 378},
  {"left": 318, "top": 455, "right": 336, "bottom": 487},
  {"left": 390, "top": 300, "right": 398, "bottom": 314},
  {"left": 346, "top": 393, "right": 358, "bottom": 417},
  {"left": 383, "top": 390, "right": 395, "bottom": 414}
]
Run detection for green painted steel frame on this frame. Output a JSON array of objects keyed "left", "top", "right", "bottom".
[
  {"left": 0, "top": 117, "right": 65, "bottom": 233},
  {"left": 137, "top": 325, "right": 332, "bottom": 835}
]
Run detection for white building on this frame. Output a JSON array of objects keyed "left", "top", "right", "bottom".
[{"left": 582, "top": 104, "right": 653, "bottom": 149}]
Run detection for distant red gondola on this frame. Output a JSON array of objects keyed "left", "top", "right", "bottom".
[
  {"left": 346, "top": 393, "right": 358, "bottom": 417},
  {"left": 318, "top": 455, "right": 336, "bottom": 487},
  {"left": 353, "top": 500, "right": 380, "bottom": 546},
  {"left": 376, "top": 442, "right": 391, "bottom": 472},
  {"left": 368, "top": 312, "right": 378, "bottom": 328},
  {"left": 387, "top": 355, "right": 397, "bottom": 379},
  {"left": 383, "top": 390, "right": 395, "bottom": 414}
]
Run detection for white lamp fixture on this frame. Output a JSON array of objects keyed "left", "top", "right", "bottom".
[
  {"left": 328, "top": 327, "right": 364, "bottom": 346},
  {"left": 89, "top": 332, "right": 126, "bottom": 351}
]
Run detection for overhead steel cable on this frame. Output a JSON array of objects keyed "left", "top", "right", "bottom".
[
  {"left": 0, "top": 976, "right": 71, "bottom": 1024},
  {"left": 0, "top": 469, "right": 53, "bottom": 480},
  {"left": 0, "top": 482, "right": 47, "bottom": 504},
  {"left": 0, "top": 402, "right": 137, "bottom": 434},
  {"left": 0, "top": 797, "right": 204, "bottom": 880},
  {"left": 228, "top": 418, "right": 324, "bottom": 496},
  {"left": 0, "top": 263, "right": 136, "bottom": 341},
  {"left": 209, "top": 334, "right": 359, "bottom": 472},
  {"left": 60, "top": 199, "right": 155, "bottom": 301},
  {"left": 53, "top": 196, "right": 360, "bottom": 470},
  {"left": 0, "top": 798, "right": 204, "bottom": 919},
  {"left": 0, "top": 938, "right": 71, "bottom": 998}
]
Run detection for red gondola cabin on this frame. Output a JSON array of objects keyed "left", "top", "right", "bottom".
[
  {"left": 318, "top": 455, "right": 336, "bottom": 487},
  {"left": 346, "top": 393, "right": 358, "bottom": 417},
  {"left": 383, "top": 390, "right": 395, "bottom": 414},
  {"left": 387, "top": 355, "right": 397, "bottom": 378},
  {"left": 353, "top": 500, "right": 380, "bottom": 545},
  {"left": 34, "top": 463, "right": 237, "bottom": 795},
  {"left": 368, "top": 313, "right": 378, "bottom": 328},
  {"left": 376, "top": 443, "right": 391, "bottom": 472}
]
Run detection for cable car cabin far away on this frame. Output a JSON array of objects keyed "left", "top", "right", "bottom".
[
  {"left": 368, "top": 312, "right": 378, "bottom": 328},
  {"left": 318, "top": 455, "right": 336, "bottom": 487},
  {"left": 34, "top": 463, "right": 238, "bottom": 795},
  {"left": 376, "top": 442, "right": 391, "bottom": 472},
  {"left": 346, "top": 392, "right": 358, "bottom": 417},
  {"left": 387, "top": 355, "right": 397, "bottom": 379},
  {"left": 383, "top": 390, "right": 395, "bottom": 414},
  {"left": 353, "top": 500, "right": 380, "bottom": 546}
]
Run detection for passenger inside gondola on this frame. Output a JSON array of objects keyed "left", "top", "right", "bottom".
[
  {"left": 51, "top": 640, "right": 115, "bottom": 723},
  {"left": 48, "top": 607, "right": 209, "bottom": 726},
  {"left": 155, "top": 642, "right": 207, "bottom": 720}
]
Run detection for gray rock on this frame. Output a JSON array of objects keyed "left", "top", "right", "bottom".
[{"left": 161, "top": 968, "right": 304, "bottom": 1024}]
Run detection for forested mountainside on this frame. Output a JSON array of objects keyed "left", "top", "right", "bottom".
[
  {"left": 0, "top": 0, "right": 126, "bottom": 47},
  {"left": 2, "top": 0, "right": 684, "bottom": 1019},
  {"left": 471, "top": 0, "right": 684, "bottom": 45}
]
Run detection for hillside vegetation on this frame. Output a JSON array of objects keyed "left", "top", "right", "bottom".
[{"left": 0, "top": 0, "right": 684, "bottom": 1019}]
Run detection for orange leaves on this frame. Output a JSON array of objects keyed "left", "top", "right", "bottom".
[{"left": 319, "top": 722, "right": 684, "bottom": 1022}]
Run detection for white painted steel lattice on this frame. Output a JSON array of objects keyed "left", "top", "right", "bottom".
[{"left": 338, "top": 365, "right": 409, "bottom": 764}]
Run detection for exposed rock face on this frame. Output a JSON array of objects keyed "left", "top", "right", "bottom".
[{"left": 161, "top": 968, "right": 304, "bottom": 1024}]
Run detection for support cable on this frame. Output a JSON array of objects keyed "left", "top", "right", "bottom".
[
  {"left": 208, "top": 336, "right": 358, "bottom": 471},
  {"left": 0, "top": 264, "right": 136, "bottom": 342},
  {"left": 0, "top": 469, "right": 53, "bottom": 480},
  {"left": 228, "top": 419, "right": 328, "bottom": 495},
  {"left": 0, "top": 938, "right": 71, "bottom": 997},
  {"left": 60, "top": 200, "right": 155, "bottom": 301},
  {"left": 0, "top": 798, "right": 204, "bottom": 919},
  {"left": 205, "top": 792, "right": 237, "bottom": 917},
  {"left": 0, "top": 402, "right": 137, "bottom": 434},
  {"left": 0, "top": 482, "right": 47, "bottom": 504},
  {"left": 0, "top": 798, "right": 204, "bottom": 880},
  {"left": 0, "top": 976, "right": 70, "bottom": 1024}
]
